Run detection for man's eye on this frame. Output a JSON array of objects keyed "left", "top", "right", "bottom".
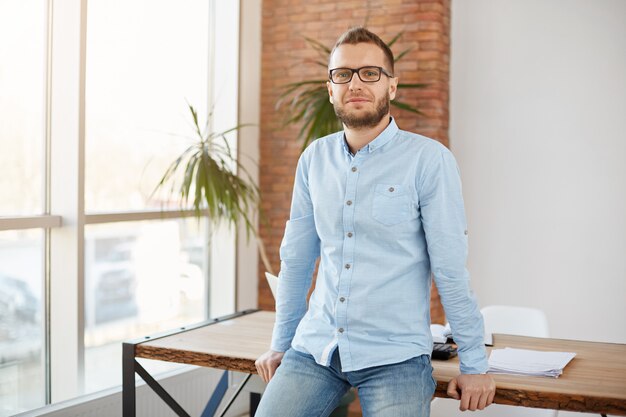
[
  {"left": 365, "top": 71, "right": 378, "bottom": 77},
  {"left": 337, "top": 72, "right": 350, "bottom": 78}
]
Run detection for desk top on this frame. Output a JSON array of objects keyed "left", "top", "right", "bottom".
[{"left": 132, "top": 310, "right": 626, "bottom": 415}]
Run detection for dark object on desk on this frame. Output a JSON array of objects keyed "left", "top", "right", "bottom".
[{"left": 432, "top": 343, "right": 457, "bottom": 360}]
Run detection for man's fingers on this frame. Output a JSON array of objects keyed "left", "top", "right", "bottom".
[
  {"left": 463, "top": 387, "right": 496, "bottom": 411},
  {"left": 255, "top": 350, "right": 285, "bottom": 384},
  {"left": 447, "top": 374, "right": 496, "bottom": 411},
  {"left": 256, "top": 361, "right": 269, "bottom": 383},
  {"left": 487, "top": 387, "right": 496, "bottom": 405},
  {"left": 447, "top": 378, "right": 460, "bottom": 400},
  {"left": 477, "top": 392, "right": 489, "bottom": 410},
  {"left": 256, "top": 364, "right": 264, "bottom": 382},
  {"left": 254, "top": 361, "right": 261, "bottom": 380},
  {"left": 459, "top": 389, "right": 471, "bottom": 411},
  {"left": 255, "top": 360, "right": 277, "bottom": 383},
  {"left": 468, "top": 391, "right": 480, "bottom": 411}
]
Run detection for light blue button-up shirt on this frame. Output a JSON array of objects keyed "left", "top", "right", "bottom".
[{"left": 271, "top": 118, "right": 488, "bottom": 374}]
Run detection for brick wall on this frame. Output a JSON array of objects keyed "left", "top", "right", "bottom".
[{"left": 258, "top": 0, "right": 451, "bottom": 323}]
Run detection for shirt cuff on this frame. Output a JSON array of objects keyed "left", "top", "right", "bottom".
[
  {"left": 270, "top": 323, "right": 296, "bottom": 353},
  {"left": 458, "top": 344, "right": 489, "bottom": 374},
  {"left": 270, "top": 340, "right": 290, "bottom": 353}
]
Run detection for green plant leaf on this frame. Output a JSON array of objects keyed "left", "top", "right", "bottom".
[
  {"left": 387, "top": 31, "right": 404, "bottom": 48},
  {"left": 186, "top": 102, "right": 203, "bottom": 139},
  {"left": 397, "top": 83, "right": 427, "bottom": 89},
  {"left": 304, "top": 36, "right": 331, "bottom": 54},
  {"left": 151, "top": 105, "right": 263, "bottom": 240},
  {"left": 395, "top": 48, "right": 412, "bottom": 62},
  {"left": 391, "top": 100, "right": 424, "bottom": 115}
]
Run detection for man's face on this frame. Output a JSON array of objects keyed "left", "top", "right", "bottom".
[{"left": 327, "top": 43, "right": 398, "bottom": 129}]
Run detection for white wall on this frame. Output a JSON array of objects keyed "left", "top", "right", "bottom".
[{"left": 450, "top": 0, "right": 626, "bottom": 344}]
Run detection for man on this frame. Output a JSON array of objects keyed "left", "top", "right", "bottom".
[{"left": 255, "top": 27, "right": 495, "bottom": 417}]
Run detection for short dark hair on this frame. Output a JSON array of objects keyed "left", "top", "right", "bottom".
[{"left": 329, "top": 27, "right": 395, "bottom": 74}]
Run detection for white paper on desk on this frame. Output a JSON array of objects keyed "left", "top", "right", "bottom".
[
  {"left": 488, "top": 347, "right": 576, "bottom": 378},
  {"left": 431, "top": 324, "right": 493, "bottom": 346},
  {"left": 430, "top": 323, "right": 452, "bottom": 344}
]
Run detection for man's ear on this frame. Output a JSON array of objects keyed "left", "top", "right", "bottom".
[
  {"left": 388, "top": 77, "right": 398, "bottom": 101},
  {"left": 327, "top": 80, "right": 334, "bottom": 104}
]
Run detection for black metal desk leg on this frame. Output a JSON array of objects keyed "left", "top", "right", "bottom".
[
  {"left": 122, "top": 343, "right": 136, "bottom": 417},
  {"left": 216, "top": 374, "right": 252, "bottom": 417},
  {"left": 250, "top": 392, "right": 261, "bottom": 416}
]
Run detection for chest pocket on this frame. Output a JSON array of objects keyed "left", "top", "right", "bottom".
[{"left": 371, "top": 184, "right": 416, "bottom": 226}]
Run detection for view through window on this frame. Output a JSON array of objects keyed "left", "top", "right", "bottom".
[
  {"left": 83, "top": 0, "right": 212, "bottom": 394},
  {"left": 83, "top": 219, "right": 209, "bottom": 393},
  {"left": 0, "top": 230, "right": 45, "bottom": 415},
  {"left": 0, "top": 0, "right": 238, "bottom": 414},
  {"left": 0, "top": 0, "right": 47, "bottom": 415}
]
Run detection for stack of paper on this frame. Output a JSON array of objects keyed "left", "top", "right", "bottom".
[
  {"left": 430, "top": 323, "right": 452, "bottom": 343},
  {"left": 488, "top": 347, "right": 576, "bottom": 378}
]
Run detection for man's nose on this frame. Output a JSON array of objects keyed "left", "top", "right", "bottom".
[{"left": 348, "top": 73, "right": 364, "bottom": 90}]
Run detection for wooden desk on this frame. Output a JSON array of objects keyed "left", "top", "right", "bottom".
[{"left": 123, "top": 309, "right": 626, "bottom": 416}]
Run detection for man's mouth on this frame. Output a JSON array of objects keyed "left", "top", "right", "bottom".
[{"left": 346, "top": 97, "right": 370, "bottom": 103}]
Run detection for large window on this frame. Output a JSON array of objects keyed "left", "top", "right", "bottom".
[
  {"left": 0, "top": 1, "right": 48, "bottom": 414},
  {"left": 0, "top": 0, "right": 46, "bottom": 218},
  {"left": 0, "top": 230, "right": 45, "bottom": 415},
  {"left": 85, "top": 0, "right": 211, "bottom": 213},
  {"left": 83, "top": 0, "right": 213, "bottom": 395},
  {"left": 0, "top": 1, "right": 240, "bottom": 414},
  {"left": 83, "top": 218, "right": 210, "bottom": 393}
]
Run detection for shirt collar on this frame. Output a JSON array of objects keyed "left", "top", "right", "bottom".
[{"left": 341, "top": 117, "right": 399, "bottom": 156}]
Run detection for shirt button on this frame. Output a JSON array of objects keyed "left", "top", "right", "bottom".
[
  {"left": 464, "top": 230, "right": 468, "bottom": 235},
  {"left": 346, "top": 200, "right": 352, "bottom": 206},
  {"left": 344, "top": 263, "right": 351, "bottom": 269},
  {"left": 388, "top": 187, "right": 395, "bottom": 192},
  {"left": 338, "top": 328, "right": 344, "bottom": 333},
  {"left": 351, "top": 166, "right": 357, "bottom": 172},
  {"left": 339, "top": 297, "right": 346, "bottom": 302},
  {"left": 347, "top": 232, "right": 353, "bottom": 238}
]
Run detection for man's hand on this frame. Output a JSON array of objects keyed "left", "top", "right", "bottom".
[
  {"left": 447, "top": 374, "right": 496, "bottom": 411},
  {"left": 255, "top": 350, "right": 285, "bottom": 383}
]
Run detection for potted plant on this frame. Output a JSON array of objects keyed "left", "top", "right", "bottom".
[{"left": 152, "top": 103, "right": 273, "bottom": 274}]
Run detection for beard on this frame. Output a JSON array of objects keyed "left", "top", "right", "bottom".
[{"left": 334, "top": 93, "right": 390, "bottom": 129}]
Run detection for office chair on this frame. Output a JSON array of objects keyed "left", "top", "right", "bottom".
[
  {"left": 430, "top": 305, "right": 557, "bottom": 417},
  {"left": 481, "top": 305, "right": 549, "bottom": 339},
  {"left": 264, "top": 271, "right": 278, "bottom": 300}
]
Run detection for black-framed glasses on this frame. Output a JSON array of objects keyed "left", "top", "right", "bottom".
[{"left": 328, "top": 66, "right": 393, "bottom": 84}]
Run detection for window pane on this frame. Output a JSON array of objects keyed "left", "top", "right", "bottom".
[
  {"left": 84, "top": 218, "right": 209, "bottom": 393},
  {"left": 0, "top": 1, "right": 46, "bottom": 216},
  {"left": 84, "top": 0, "right": 210, "bottom": 212},
  {"left": 0, "top": 230, "right": 44, "bottom": 416}
]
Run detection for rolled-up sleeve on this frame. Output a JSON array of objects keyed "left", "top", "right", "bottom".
[
  {"left": 270, "top": 152, "right": 321, "bottom": 352},
  {"left": 418, "top": 146, "right": 488, "bottom": 374}
]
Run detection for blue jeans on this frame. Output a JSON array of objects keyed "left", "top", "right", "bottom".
[{"left": 255, "top": 348, "right": 436, "bottom": 417}]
